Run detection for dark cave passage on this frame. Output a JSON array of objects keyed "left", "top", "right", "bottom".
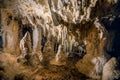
[
  {"left": 0, "top": 36, "right": 3, "bottom": 48},
  {"left": 101, "top": 17, "right": 120, "bottom": 58},
  {"left": 109, "top": 17, "right": 120, "bottom": 58}
]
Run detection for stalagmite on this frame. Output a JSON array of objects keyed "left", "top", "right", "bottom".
[
  {"left": 56, "top": 45, "right": 61, "bottom": 62},
  {"left": 55, "top": 44, "right": 65, "bottom": 62},
  {"left": 39, "top": 54, "right": 43, "bottom": 62},
  {"left": 19, "top": 32, "right": 32, "bottom": 57},
  {"left": 20, "top": 32, "right": 28, "bottom": 57}
]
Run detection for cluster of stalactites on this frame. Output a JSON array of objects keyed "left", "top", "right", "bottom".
[
  {"left": 15, "top": 0, "right": 77, "bottom": 54},
  {"left": 32, "top": 24, "right": 76, "bottom": 54},
  {"left": 50, "top": 0, "right": 97, "bottom": 23}
]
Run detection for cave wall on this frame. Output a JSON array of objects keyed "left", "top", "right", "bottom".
[
  {"left": 0, "top": 0, "right": 120, "bottom": 79},
  {"left": 1, "top": 9, "right": 20, "bottom": 54}
]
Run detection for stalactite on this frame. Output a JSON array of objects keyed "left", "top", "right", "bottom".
[
  {"left": 63, "top": 39, "right": 69, "bottom": 56},
  {"left": 61, "top": 28, "right": 64, "bottom": 45},
  {"left": 69, "top": 35, "right": 75, "bottom": 52},
  {"left": 94, "top": 18, "right": 107, "bottom": 39},
  {"left": 57, "top": 25, "right": 62, "bottom": 42},
  {"left": 32, "top": 26, "right": 39, "bottom": 54},
  {"left": 51, "top": 28, "right": 56, "bottom": 37},
  {"left": 42, "top": 25, "right": 46, "bottom": 37},
  {"left": 57, "top": 0, "right": 63, "bottom": 11}
]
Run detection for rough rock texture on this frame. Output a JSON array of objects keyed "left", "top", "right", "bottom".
[
  {"left": 0, "top": 53, "right": 89, "bottom": 80},
  {"left": 102, "top": 57, "right": 120, "bottom": 80},
  {"left": 0, "top": 0, "right": 120, "bottom": 80}
]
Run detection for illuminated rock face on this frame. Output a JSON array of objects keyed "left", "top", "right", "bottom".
[
  {"left": 102, "top": 57, "right": 120, "bottom": 80},
  {"left": 0, "top": 0, "right": 120, "bottom": 79}
]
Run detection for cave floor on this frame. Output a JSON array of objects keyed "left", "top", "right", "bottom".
[{"left": 0, "top": 52, "right": 91, "bottom": 80}]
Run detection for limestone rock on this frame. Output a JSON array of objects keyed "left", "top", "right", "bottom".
[{"left": 102, "top": 57, "right": 120, "bottom": 80}]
